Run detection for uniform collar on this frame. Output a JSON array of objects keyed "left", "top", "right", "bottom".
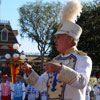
[{"left": 61, "top": 46, "right": 77, "bottom": 57}]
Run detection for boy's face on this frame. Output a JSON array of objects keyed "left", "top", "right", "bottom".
[
  {"left": 15, "top": 77, "right": 21, "bottom": 82},
  {"left": 3, "top": 77, "right": 7, "bottom": 82}
]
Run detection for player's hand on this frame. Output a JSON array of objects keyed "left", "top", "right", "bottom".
[
  {"left": 43, "top": 62, "right": 61, "bottom": 73},
  {"left": 20, "top": 63, "right": 32, "bottom": 76}
]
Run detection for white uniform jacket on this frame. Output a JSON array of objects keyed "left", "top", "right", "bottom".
[
  {"left": 25, "top": 84, "right": 39, "bottom": 100},
  {"left": 41, "top": 91, "right": 47, "bottom": 100},
  {"left": 24, "top": 52, "right": 92, "bottom": 100}
]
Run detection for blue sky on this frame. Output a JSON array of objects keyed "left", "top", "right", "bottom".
[{"left": 0, "top": 0, "right": 93, "bottom": 54}]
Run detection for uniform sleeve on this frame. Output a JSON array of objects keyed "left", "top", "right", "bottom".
[
  {"left": 24, "top": 72, "right": 48, "bottom": 91},
  {"left": 71, "top": 56, "right": 92, "bottom": 88},
  {"left": 24, "top": 69, "right": 39, "bottom": 86},
  {"left": 57, "top": 56, "right": 92, "bottom": 89},
  {"left": 22, "top": 83, "right": 26, "bottom": 100}
]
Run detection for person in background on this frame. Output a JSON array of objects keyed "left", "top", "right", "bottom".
[
  {"left": 0, "top": 74, "right": 12, "bottom": 100},
  {"left": 20, "top": 0, "right": 92, "bottom": 100},
  {"left": 94, "top": 78, "right": 100, "bottom": 100},
  {"left": 25, "top": 84, "right": 39, "bottom": 100},
  {"left": 40, "top": 90, "right": 47, "bottom": 100},
  {"left": 12, "top": 75, "right": 25, "bottom": 100},
  {"left": 86, "top": 85, "right": 91, "bottom": 100}
]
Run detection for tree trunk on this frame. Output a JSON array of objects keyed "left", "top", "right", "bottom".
[{"left": 40, "top": 52, "right": 44, "bottom": 74}]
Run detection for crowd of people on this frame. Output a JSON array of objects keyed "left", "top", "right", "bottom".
[
  {"left": 0, "top": 74, "right": 100, "bottom": 100},
  {"left": 85, "top": 78, "right": 100, "bottom": 100},
  {"left": 0, "top": 74, "right": 47, "bottom": 100},
  {"left": 0, "top": 75, "right": 100, "bottom": 100}
]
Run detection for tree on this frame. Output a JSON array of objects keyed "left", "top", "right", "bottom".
[{"left": 18, "top": 1, "right": 62, "bottom": 68}]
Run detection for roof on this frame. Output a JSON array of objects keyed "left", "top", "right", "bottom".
[
  {"left": 0, "top": 21, "right": 18, "bottom": 44},
  {"left": 0, "top": 21, "right": 19, "bottom": 60}
]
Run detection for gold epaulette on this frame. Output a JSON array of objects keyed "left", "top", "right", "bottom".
[
  {"left": 53, "top": 54, "right": 61, "bottom": 60},
  {"left": 57, "top": 23, "right": 63, "bottom": 31},
  {"left": 75, "top": 50, "right": 87, "bottom": 56}
]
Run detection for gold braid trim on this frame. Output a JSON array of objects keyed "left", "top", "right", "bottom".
[
  {"left": 57, "top": 23, "right": 63, "bottom": 31},
  {"left": 52, "top": 54, "right": 61, "bottom": 60},
  {"left": 63, "top": 46, "right": 87, "bottom": 56},
  {"left": 53, "top": 47, "right": 87, "bottom": 59},
  {"left": 75, "top": 49, "right": 87, "bottom": 56}
]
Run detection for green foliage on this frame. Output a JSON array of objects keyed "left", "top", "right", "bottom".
[
  {"left": 77, "top": 0, "right": 100, "bottom": 67},
  {"left": 18, "top": 1, "right": 62, "bottom": 55}
]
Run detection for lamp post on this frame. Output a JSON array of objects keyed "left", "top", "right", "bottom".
[{"left": 5, "top": 43, "right": 26, "bottom": 84}]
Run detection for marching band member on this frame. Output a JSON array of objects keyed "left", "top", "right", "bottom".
[
  {"left": 20, "top": 0, "right": 92, "bottom": 100},
  {"left": 25, "top": 84, "right": 39, "bottom": 100}
]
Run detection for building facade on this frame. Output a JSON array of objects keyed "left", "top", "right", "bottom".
[{"left": 0, "top": 20, "right": 19, "bottom": 76}]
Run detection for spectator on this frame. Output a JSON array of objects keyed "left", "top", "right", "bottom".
[
  {"left": 12, "top": 75, "right": 25, "bottom": 100},
  {"left": 0, "top": 74, "right": 12, "bottom": 100}
]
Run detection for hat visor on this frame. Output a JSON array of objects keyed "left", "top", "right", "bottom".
[
  {"left": 2, "top": 76, "right": 8, "bottom": 78},
  {"left": 55, "top": 31, "right": 66, "bottom": 35}
]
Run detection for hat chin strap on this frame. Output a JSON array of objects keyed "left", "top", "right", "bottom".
[{"left": 73, "top": 39, "right": 79, "bottom": 44}]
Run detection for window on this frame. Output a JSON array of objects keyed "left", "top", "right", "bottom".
[{"left": 1, "top": 28, "right": 8, "bottom": 41}]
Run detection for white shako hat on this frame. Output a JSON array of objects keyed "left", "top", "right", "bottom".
[{"left": 55, "top": 0, "right": 83, "bottom": 43}]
